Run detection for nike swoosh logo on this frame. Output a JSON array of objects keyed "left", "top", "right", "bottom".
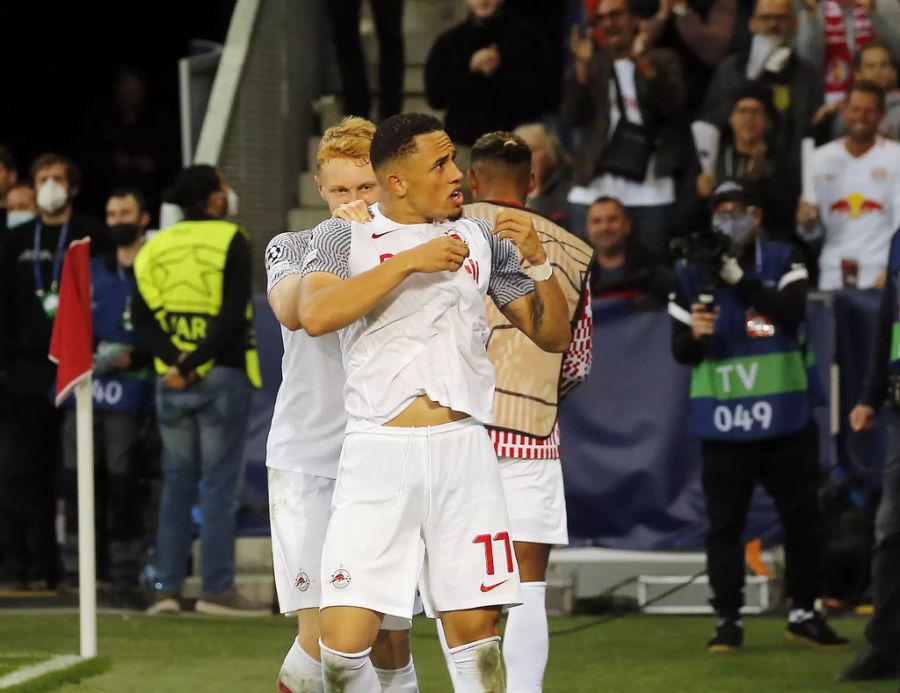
[
  {"left": 480, "top": 579, "right": 509, "bottom": 593},
  {"left": 371, "top": 230, "right": 398, "bottom": 239}
]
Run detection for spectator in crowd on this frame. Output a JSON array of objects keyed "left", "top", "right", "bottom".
[
  {"left": 796, "top": 0, "right": 900, "bottom": 105},
  {"left": 691, "top": 82, "right": 798, "bottom": 235},
  {"left": 325, "top": 1, "right": 404, "bottom": 121},
  {"left": 62, "top": 187, "right": 155, "bottom": 608},
  {"left": 702, "top": 0, "right": 822, "bottom": 165},
  {"left": 3, "top": 183, "right": 37, "bottom": 230},
  {"left": 133, "top": 165, "right": 263, "bottom": 616},
  {"left": 0, "top": 146, "right": 18, "bottom": 230},
  {"left": 587, "top": 195, "right": 670, "bottom": 306},
  {"left": 0, "top": 153, "right": 107, "bottom": 590},
  {"left": 669, "top": 179, "right": 847, "bottom": 652},
  {"left": 563, "top": 0, "right": 686, "bottom": 255},
  {"left": 814, "top": 41, "right": 900, "bottom": 141},
  {"left": 844, "top": 226, "right": 900, "bottom": 682},
  {"left": 797, "top": 82, "right": 900, "bottom": 290},
  {"left": 514, "top": 123, "right": 574, "bottom": 226},
  {"left": 424, "top": 0, "right": 546, "bottom": 147}
]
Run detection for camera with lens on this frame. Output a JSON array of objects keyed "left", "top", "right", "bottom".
[{"left": 670, "top": 226, "right": 732, "bottom": 275}]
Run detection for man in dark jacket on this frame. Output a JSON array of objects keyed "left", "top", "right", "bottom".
[
  {"left": 424, "top": 0, "right": 547, "bottom": 147},
  {"left": 701, "top": 0, "right": 822, "bottom": 167},
  {"left": 562, "top": 0, "right": 686, "bottom": 257}
]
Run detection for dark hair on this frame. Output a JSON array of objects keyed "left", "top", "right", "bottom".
[
  {"left": 0, "top": 145, "right": 16, "bottom": 172},
  {"left": 590, "top": 195, "right": 626, "bottom": 213},
  {"left": 29, "top": 153, "right": 82, "bottom": 191},
  {"left": 849, "top": 80, "right": 886, "bottom": 110},
  {"left": 370, "top": 113, "right": 443, "bottom": 170},
  {"left": 163, "top": 164, "right": 221, "bottom": 218},
  {"left": 109, "top": 186, "right": 147, "bottom": 213},
  {"left": 854, "top": 41, "right": 897, "bottom": 72},
  {"left": 731, "top": 81, "right": 776, "bottom": 123},
  {"left": 471, "top": 131, "right": 532, "bottom": 168}
]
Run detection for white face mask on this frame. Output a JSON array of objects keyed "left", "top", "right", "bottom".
[
  {"left": 6, "top": 210, "right": 36, "bottom": 228},
  {"left": 713, "top": 211, "right": 757, "bottom": 247},
  {"left": 36, "top": 179, "right": 69, "bottom": 215},
  {"left": 227, "top": 188, "right": 239, "bottom": 216}
]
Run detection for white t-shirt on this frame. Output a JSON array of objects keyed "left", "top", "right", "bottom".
[
  {"left": 812, "top": 136, "right": 900, "bottom": 290},
  {"left": 301, "top": 204, "right": 534, "bottom": 432},
  {"left": 567, "top": 59, "right": 675, "bottom": 208},
  {"left": 264, "top": 229, "right": 346, "bottom": 478}
]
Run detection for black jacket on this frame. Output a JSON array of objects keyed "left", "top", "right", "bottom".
[
  {"left": 591, "top": 235, "right": 671, "bottom": 307},
  {"left": 425, "top": 11, "right": 547, "bottom": 145}
]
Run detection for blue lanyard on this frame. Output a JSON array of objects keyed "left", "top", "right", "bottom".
[{"left": 33, "top": 220, "right": 69, "bottom": 297}]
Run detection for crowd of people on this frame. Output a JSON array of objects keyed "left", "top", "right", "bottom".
[{"left": 1, "top": 0, "right": 900, "bottom": 689}]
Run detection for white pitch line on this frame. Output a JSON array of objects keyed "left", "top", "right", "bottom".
[{"left": 0, "top": 655, "right": 85, "bottom": 689}]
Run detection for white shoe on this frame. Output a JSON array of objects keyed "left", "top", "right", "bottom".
[{"left": 146, "top": 594, "right": 181, "bottom": 615}]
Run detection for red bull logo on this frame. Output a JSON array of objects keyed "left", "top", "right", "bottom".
[
  {"left": 829, "top": 193, "right": 886, "bottom": 219},
  {"left": 329, "top": 568, "right": 351, "bottom": 589},
  {"left": 294, "top": 571, "right": 310, "bottom": 592}
]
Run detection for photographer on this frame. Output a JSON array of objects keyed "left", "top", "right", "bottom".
[
  {"left": 669, "top": 180, "right": 846, "bottom": 652},
  {"left": 842, "top": 225, "right": 900, "bottom": 681}
]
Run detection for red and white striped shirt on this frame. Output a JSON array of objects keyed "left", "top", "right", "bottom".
[{"left": 488, "top": 282, "right": 593, "bottom": 459}]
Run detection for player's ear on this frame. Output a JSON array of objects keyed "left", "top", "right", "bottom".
[
  {"left": 387, "top": 173, "right": 407, "bottom": 197},
  {"left": 527, "top": 171, "right": 537, "bottom": 195}
]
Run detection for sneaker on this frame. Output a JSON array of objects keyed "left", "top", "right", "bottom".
[
  {"left": 839, "top": 645, "right": 900, "bottom": 682},
  {"left": 194, "top": 591, "right": 269, "bottom": 617},
  {"left": 146, "top": 592, "right": 181, "bottom": 615},
  {"left": 707, "top": 617, "right": 743, "bottom": 653},
  {"left": 786, "top": 612, "right": 849, "bottom": 648}
]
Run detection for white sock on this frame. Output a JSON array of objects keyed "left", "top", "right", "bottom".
[
  {"left": 436, "top": 619, "right": 462, "bottom": 690},
  {"left": 318, "top": 640, "right": 380, "bottom": 693},
  {"left": 278, "top": 637, "right": 324, "bottom": 693},
  {"left": 449, "top": 636, "right": 505, "bottom": 693},
  {"left": 503, "top": 581, "right": 548, "bottom": 693},
  {"left": 375, "top": 657, "right": 419, "bottom": 691},
  {"left": 788, "top": 608, "right": 815, "bottom": 624}
]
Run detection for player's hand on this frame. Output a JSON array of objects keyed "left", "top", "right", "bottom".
[
  {"left": 796, "top": 199, "right": 820, "bottom": 229},
  {"left": 163, "top": 365, "right": 189, "bottom": 391},
  {"left": 332, "top": 199, "right": 372, "bottom": 222},
  {"left": 493, "top": 209, "right": 547, "bottom": 266},
  {"left": 402, "top": 237, "right": 469, "bottom": 274},
  {"left": 849, "top": 404, "right": 876, "bottom": 432},
  {"left": 690, "top": 303, "right": 719, "bottom": 340},
  {"left": 697, "top": 173, "right": 716, "bottom": 197}
]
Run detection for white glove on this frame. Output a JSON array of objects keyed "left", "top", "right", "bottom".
[{"left": 720, "top": 256, "right": 744, "bottom": 285}]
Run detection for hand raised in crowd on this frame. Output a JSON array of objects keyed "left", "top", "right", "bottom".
[
  {"left": 332, "top": 199, "right": 373, "bottom": 222},
  {"left": 569, "top": 24, "right": 594, "bottom": 65},
  {"left": 849, "top": 404, "right": 877, "bottom": 432},
  {"left": 812, "top": 99, "right": 844, "bottom": 126},
  {"left": 470, "top": 45, "right": 501, "bottom": 76},
  {"left": 401, "top": 236, "right": 469, "bottom": 274},
  {"left": 796, "top": 200, "right": 820, "bottom": 229},
  {"left": 690, "top": 303, "right": 719, "bottom": 341},
  {"left": 493, "top": 209, "right": 547, "bottom": 266}
]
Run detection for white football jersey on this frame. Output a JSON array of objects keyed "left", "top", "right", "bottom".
[
  {"left": 264, "top": 230, "right": 346, "bottom": 478},
  {"left": 302, "top": 204, "right": 534, "bottom": 431},
  {"left": 813, "top": 137, "right": 900, "bottom": 290}
]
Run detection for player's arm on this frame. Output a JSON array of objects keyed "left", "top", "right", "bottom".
[
  {"left": 299, "top": 230, "right": 469, "bottom": 336},
  {"left": 489, "top": 210, "right": 572, "bottom": 353},
  {"left": 265, "top": 232, "right": 310, "bottom": 331}
]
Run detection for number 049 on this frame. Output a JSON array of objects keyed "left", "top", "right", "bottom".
[{"left": 713, "top": 402, "right": 772, "bottom": 432}]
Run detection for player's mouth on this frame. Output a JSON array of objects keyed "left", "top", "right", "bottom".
[{"left": 449, "top": 188, "right": 463, "bottom": 207}]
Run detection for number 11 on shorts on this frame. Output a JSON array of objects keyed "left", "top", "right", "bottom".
[{"left": 474, "top": 532, "right": 514, "bottom": 576}]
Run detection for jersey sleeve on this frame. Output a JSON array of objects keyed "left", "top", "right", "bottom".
[
  {"left": 264, "top": 231, "right": 310, "bottom": 297},
  {"left": 300, "top": 218, "right": 353, "bottom": 280},
  {"left": 468, "top": 218, "right": 535, "bottom": 308}
]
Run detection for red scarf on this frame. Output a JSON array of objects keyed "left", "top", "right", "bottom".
[{"left": 824, "top": 0, "right": 875, "bottom": 101}]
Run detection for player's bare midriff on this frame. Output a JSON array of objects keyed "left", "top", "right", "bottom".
[{"left": 385, "top": 394, "right": 470, "bottom": 427}]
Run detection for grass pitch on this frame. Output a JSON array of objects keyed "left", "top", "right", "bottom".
[{"left": 0, "top": 612, "right": 892, "bottom": 691}]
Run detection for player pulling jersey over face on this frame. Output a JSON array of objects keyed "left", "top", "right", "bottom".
[{"left": 298, "top": 114, "right": 573, "bottom": 693}]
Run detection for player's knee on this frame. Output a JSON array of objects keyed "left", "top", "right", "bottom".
[
  {"left": 441, "top": 607, "right": 501, "bottom": 648},
  {"left": 319, "top": 607, "right": 382, "bottom": 654},
  {"left": 370, "top": 628, "right": 411, "bottom": 669}
]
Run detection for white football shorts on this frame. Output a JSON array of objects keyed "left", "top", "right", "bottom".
[
  {"left": 498, "top": 456, "right": 569, "bottom": 546},
  {"left": 320, "top": 418, "right": 522, "bottom": 619}
]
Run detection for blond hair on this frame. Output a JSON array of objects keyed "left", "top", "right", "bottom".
[{"left": 316, "top": 117, "right": 376, "bottom": 171}]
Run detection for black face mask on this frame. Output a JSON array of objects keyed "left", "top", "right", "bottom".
[{"left": 109, "top": 224, "right": 141, "bottom": 247}]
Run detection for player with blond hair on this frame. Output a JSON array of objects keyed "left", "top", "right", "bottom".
[{"left": 265, "top": 116, "right": 417, "bottom": 692}]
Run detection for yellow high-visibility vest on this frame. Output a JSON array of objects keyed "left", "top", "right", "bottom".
[{"left": 134, "top": 219, "right": 262, "bottom": 388}]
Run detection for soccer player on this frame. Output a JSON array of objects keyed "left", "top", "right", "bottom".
[
  {"left": 298, "top": 113, "right": 573, "bottom": 692},
  {"left": 438, "top": 132, "right": 593, "bottom": 692},
  {"left": 265, "top": 117, "right": 416, "bottom": 692}
]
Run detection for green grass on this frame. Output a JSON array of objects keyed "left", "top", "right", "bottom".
[
  {"left": 0, "top": 657, "right": 44, "bottom": 678},
  {"left": 0, "top": 613, "right": 892, "bottom": 692}
]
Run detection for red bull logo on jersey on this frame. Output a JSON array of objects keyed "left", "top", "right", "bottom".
[
  {"left": 329, "top": 568, "right": 351, "bottom": 589},
  {"left": 294, "top": 571, "right": 310, "bottom": 591},
  {"left": 828, "top": 192, "right": 886, "bottom": 219}
]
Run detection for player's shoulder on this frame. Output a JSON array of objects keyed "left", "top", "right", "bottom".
[
  {"left": 265, "top": 231, "right": 310, "bottom": 270},
  {"left": 455, "top": 216, "right": 494, "bottom": 240},
  {"left": 311, "top": 217, "right": 353, "bottom": 236}
]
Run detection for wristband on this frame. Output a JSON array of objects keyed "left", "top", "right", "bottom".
[{"left": 527, "top": 260, "right": 553, "bottom": 282}]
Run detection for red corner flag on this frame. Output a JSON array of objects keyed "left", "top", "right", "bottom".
[{"left": 49, "top": 238, "right": 93, "bottom": 407}]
